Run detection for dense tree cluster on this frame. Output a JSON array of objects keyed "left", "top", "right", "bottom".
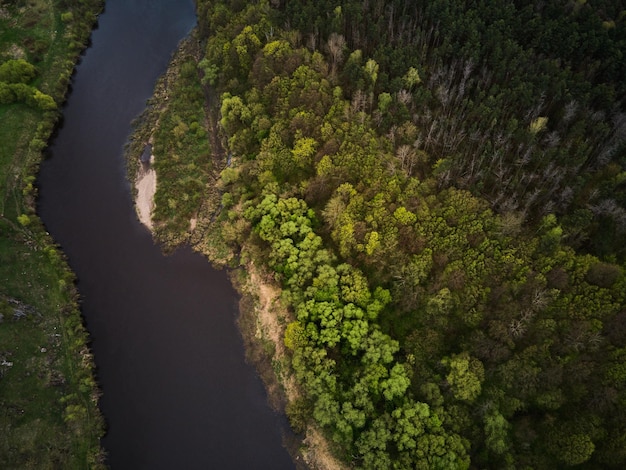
[
  {"left": 153, "top": 1, "right": 626, "bottom": 467},
  {"left": 245, "top": 194, "right": 470, "bottom": 467},
  {"left": 0, "top": 59, "right": 57, "bottom": 110},
  {"left": 277, "top": 0, "right": 626, "bottom": 261}
]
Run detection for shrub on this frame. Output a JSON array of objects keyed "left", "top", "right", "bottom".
[{"left": 0, "top": 59, "right": 37, "bottom": 83}]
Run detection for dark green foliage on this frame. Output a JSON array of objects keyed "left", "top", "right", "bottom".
[
  {"left": 274, "top": 0, "right": 626, "bottom": 262},
  {"left": 586, "top": 261, "right": 622, "bottom": 288}
]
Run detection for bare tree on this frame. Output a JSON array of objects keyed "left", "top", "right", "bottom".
[{"left": 327, "top": 33, "right": 346, "bottom": 77}]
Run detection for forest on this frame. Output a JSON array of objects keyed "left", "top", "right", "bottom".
[{"left": 142, "top": 0, "right": 626, "bottom": 468}]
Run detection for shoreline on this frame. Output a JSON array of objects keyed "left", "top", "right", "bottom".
[
  {"left": 235, "top": 261, "right": 347, "bottom": 470},
  {"left": 1, "top": 1, "right": 106, "bottom": 467},
  {"left": 134, "top": 156, "right": 156, "bottom": 230},
  {"left": 130, "top": 165, "right": 347, "bottom": 469},
  {"left": 127, "top": 33, "right": 347, "bottom": 470},
  {"left": 131, "top": 164, "right": 347, "bottom": 468}
]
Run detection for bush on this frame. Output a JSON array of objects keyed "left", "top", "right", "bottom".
[
  {"left": 0, "top": 59, "right": 37, "bottom": 84},
  {"left": 0, "top": 82, "right": 16, "bottom": 104},
  {"left": 30, "top": 90, "right": 57, "bottom": 110},
  {"left": 17, "top": 214, "right": 31, "bottom": 226}
]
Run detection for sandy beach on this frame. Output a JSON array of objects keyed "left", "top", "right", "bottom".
[{"left": 135, "top": 156, "right": 156, "bottom": 230}]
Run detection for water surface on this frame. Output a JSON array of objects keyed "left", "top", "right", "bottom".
[{"left": 37, "top": 1, "right": 294, "bottom": 468}]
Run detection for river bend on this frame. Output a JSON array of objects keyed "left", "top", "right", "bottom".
[{"left": 37, "top": 1, "right": 294, "bottom": 468}]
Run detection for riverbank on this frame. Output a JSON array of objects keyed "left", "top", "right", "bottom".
[
  {"left": 233, "top": 260, "right": 346, "bottom": 470},
  {"left": 126, "top": 33, "right": 221, "bottom": 249},
  {"left": 135, "top": 149, "right": 156, "bottom": 230},
  {"left": 127, "top": 33, "right": 345, "bottom": 470},
  {"left": 0, "top": 1, "right": 105, "bottom": 467},
  {"left": 42, "top": 1, "right": 298, "bottom": 466},
  {"left": 133, "top": 0, "right": 626, "bottom": 468}
]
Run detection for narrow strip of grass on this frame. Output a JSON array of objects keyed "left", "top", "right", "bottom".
[{"left": 1, "top": 1, "right": 105, "bottom": 468}]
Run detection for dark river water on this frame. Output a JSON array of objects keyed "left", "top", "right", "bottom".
[{"left": 37, "top": 1, "right": 294, "bottom": 468}]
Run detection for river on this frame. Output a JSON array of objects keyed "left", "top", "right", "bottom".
[{"left": 37, "top": 1, "right": 294, "bottom": 468}]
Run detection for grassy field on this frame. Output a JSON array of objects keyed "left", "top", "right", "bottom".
[{"left": 1, "top": 1, "right": 105, "bottom": 468}]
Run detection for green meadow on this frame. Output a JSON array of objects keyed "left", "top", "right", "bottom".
[{"left": 1, "top": 1, "right": 104, "bottom": 468}]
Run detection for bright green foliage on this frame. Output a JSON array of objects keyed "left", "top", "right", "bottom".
[
  {"left": 291, "top": 136, "right": 317, "bottom": 171},
  {"left": 355, "top": 414, "right": 393, "bottom": 468},
  {"left": 17, "top": 213, "right": 31, "bottom": 226},
  {"left": 442, "top": 353, "right": 484, "bottom": 403},
  {"left": 61, "top": 11, "right": 74, "bottom": 23},
  {"left": 364, "top": 58, "right": 378, "bottom": 88},
  {"left": 380, "top": 363, "right": 410, "bottom": 401},
  {"left": 244, "top": 191, "right": 468, "bottom": 462},
  {"left": 391, "top": 401, "right": 432, "bottom": 451},
  {"left": 0, "top": 82, "right": 56, "bottom": 109},
  {"left": 529, "top": 116, "right": 548, "bottom": 135},
  {"left": 361, "top": 329, "right": 398, "bottom": 365},
  {"left": 377, "top": 92, "right": 392, "bottom": 114},
  {"left": 0, "top": 59, "right": 57, "bottom": 110},
  {"left": 220, "top": 93, "right": 251, "bottom": 134},
  {"left": 393, "top": 206, "right": 417, "bottom": 225},
  {"left": 389, "top": 400, "right": 470, "bottom": 470},
  {"left": 31, "top": 89, "right": 57, "bottom": 110},
  {"left": 232, "top": 25, "right": 261, "bottom": 72},
  {"left": 284, "top": 321, "right": 305, "bottom": 350},
  {"left": 403, "top": 66, "right": 421, "bottom": 88},
  {"left": 198, "top": 57, "right": 219, "bottom": 86}
]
